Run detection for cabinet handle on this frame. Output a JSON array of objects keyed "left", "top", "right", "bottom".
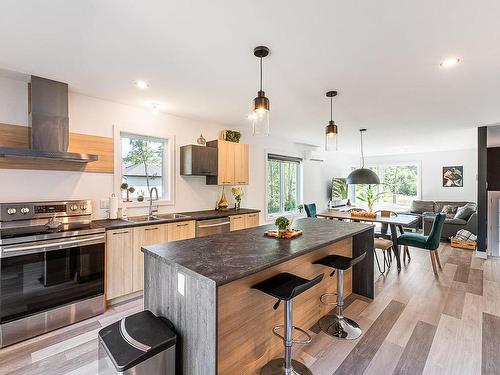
[
  {"left": 112, "top": 230, "right": 129, "bottom": 235},
  {"left": 145, "top": 227, "right": 159, "bottom": 231},
  {"left": 238, "top": 182, "right": 246, "bottom": 184},
  {"left": 176, "top": 223, "right": 189, "bottom": 227}
]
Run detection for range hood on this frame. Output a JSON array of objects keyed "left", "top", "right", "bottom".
[{"left": 0, "top": 76, "right": 98, "bottom": 162}]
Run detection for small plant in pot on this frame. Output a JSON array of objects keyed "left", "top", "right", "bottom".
[{"left": 275, "top": 216, "right": 290, "bottom": 238}]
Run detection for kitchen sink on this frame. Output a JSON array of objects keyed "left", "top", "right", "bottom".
[{"left": 124, "top": 213, "right": 191, "bottom": 223}]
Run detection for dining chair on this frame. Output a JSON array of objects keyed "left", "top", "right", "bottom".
[
  {"left": 374, "top": 210, "right": 411, "bottom": 261},
  {"left": 304, "top": 203, "right": 317, "bottom": 218},
  {"left": 397, "top": 213, "right": 446, "bottom": 275}
]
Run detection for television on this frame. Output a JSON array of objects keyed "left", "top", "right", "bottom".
[{"left": 331, "top": 178, "right": 348, "bottom": 206}]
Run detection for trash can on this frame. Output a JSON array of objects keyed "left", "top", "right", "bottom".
[{"left": 98, "top": 310, "right": 176, "bottom": 374}]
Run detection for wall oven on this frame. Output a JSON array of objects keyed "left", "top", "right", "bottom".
[{"left": 0, "top": 200, "right": 105, "bottom": 347}]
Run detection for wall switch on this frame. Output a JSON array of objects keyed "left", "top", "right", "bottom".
[
  {"left": 177, "top": 272, "right": 185, "bottom": 296},
  {"left": 100, "top": 199, "right": 109, "bottom": 209}
]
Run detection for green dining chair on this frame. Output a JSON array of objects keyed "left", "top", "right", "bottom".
[
  {"left": 397, "top": 213, "right": 446, "bottom": 275},
  {"left": 304, "top": 203, "right": 317, "bottom": 218}
]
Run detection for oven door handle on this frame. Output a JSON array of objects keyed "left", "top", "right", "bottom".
[{"left": 1, "top": 235, "right": 105, "bottom": 257}]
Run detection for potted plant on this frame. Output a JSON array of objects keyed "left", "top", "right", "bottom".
[
  {"left": 275, "top": 216, "right": 290, "bottom": 238},
  {"left": 356, "top": 184, "right": 385, "bottom": 213},
  {"left": 120, "top": 183, "right": 136, "bottom": 202},
  {"left": 298, "top": 204, "right": 304, "bottom": 213},
  {"left": 231, "top": 187, "right": 244, "bottom": 209}
]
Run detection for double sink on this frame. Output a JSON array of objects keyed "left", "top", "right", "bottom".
[{"left": 123, "top": 213, "right": 191, "bottom": 223}]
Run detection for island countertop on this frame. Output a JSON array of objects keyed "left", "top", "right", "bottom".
[{"left": 142, "top": 217, "right": 373, "bottom": 286}]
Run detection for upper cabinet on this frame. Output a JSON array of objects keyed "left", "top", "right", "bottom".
[
  {"left": 206, "top": 140, "right": 249, "bottom": 185},
  {"left": 180, "top": 145, "right": 218, "bottom": 176}
]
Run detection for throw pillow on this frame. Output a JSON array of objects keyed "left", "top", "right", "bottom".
[
  {"left": 440, "top": 204, "right": 457, "bottom": 219},
  {"left": 454, "top": 205, "right": 475, "bottom": 221}
]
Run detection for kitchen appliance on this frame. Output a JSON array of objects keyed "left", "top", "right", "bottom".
[
  {"left": 0, "top": 76, "right": 98, "bottom": 162},
  {"left": 0, "top": 199, "right": 105, "bottom": 347},
  {"left": 196, "top": 217, "right": 230, "bottom": 237}
]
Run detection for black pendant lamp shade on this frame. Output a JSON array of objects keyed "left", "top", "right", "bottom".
[
  {"left": 325, "top": 91, "right": 338, "bottom": 151},
  {"left": 346, "top": 129, "right": 380, "bottom": 185},
  {"left": 252, "top": 46, "right": 270, "bottom": 135}
]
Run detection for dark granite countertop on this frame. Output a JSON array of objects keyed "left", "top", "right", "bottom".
[
  {"left": 93, "top": 208, "right": 260, "bottom": 230},
  {"left": 142, "top": 218, "right": 373, "bottom": 286}
]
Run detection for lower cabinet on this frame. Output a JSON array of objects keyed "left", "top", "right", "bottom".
[
  {"left": 230, "top": 213, "right": 260, "bottom": 231},
  {"left": 132, "top": 224, "right": 169, "bottom": 292},
  {"left": 105, "top": 220, "right": 196, "bottom": 301},
  {"left": 105, "top": 228, "right": 133, "bottom": 300},
  {"left": 168, "top": 221, "right": 196, "bottom": 242}
]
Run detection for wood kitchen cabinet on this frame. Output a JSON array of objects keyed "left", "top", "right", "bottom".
[
  {"left": 167, "top": 220, "right": 196, "bottom": 242},
  {"left": 245, "top": 212, "right": 260, "bottom": 228},
  {"left": 106, "top": 228, "right": 133, "bottom": 300},
  {"left": 229, "top": 214, "right": 246, "bottom": 231},
  {"left": 230, "top": 213, "right": 260, "bottom": 231},
  {"left": 132, "top": 224, "right": 168, "bottom": 292},
  {"left": 206, "top": 140, "right": 249, "bottom": 185}
]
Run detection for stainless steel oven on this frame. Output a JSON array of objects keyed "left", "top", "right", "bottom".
[{"left": 0, "top": 200, "right": 105, "bottom": 347}]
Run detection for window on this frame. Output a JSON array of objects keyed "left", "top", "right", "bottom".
[
  {"left": 121, "top": 133, "right": 168, "bottom": 200},
  {"left": 351, "top": 163, "right": 420, "bottom": 208},
  {"left": 267, "top": 154, "right": 302, "bottom": 216}
]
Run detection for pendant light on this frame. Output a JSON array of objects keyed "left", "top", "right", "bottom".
[
  {"left": 346, "top": 129, "right": 380, "bottom": 185},
  {"left": 251, "top": 46, "right": 270, "bottom": 135},
  {"left": 325, "top": 90, "right": 338, "bottom": 151}
]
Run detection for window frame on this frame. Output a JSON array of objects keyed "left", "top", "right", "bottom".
[
  {"left": 113, "top": 125, "right": 175, "bottom": 207},
  {"left": 265, "top": 151, "right": 303, "bottom": 220},
  {"left": 349, "top": 161, "right": 421, "bottom": 208}
]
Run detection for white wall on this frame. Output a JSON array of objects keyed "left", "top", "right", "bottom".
[
  {"left": 0, "top": 75, "right": 353, "bottom": 221},
  {"left": 364, "top": 149, "right": 477, "bottom": 203}
]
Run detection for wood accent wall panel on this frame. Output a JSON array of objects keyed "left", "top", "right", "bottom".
[
  {"left": 0, "top": 123, "right": 113, "bottom": 173},
  {"left": 217, "top": 238, "right": 353, "bottom": 375}
]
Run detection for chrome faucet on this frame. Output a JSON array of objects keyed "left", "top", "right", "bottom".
[{"left": 148, "top": 187, "right": 159, "bottom": 219}]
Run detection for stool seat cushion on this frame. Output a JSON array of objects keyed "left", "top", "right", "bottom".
[
  {"left": 397, "top": 233, "right": 428, "bottom": 248},
  {"left": 252, "top": 272, "right": 323, "bottom": 301},
  {"left": 374, "top": 238, "right": 393, "bottom": 250},
  {"left": 313, "top": 253, "right": 366, "bottom": 271}
]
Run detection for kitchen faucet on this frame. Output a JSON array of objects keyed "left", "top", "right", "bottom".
[{"left": 148, "top": 187, "right": 159, "bottom": 219}]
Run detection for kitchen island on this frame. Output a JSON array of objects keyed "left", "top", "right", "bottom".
[{"left": 142, "top": 218, "right": 374, "bottom": 375}]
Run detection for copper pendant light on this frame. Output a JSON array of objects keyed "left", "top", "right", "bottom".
[
  {"left": 251, "top": 46, "right": 270, "bottom": 135},
  {"left": 325, "top": 90, "right": 338, "bottom": 151}
]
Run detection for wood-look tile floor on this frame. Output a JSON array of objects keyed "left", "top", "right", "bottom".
[{"left": 1, "top": 244, "right": 499, "bottom": 375}]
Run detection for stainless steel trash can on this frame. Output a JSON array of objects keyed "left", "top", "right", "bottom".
[{"left": 98, "top": 310, "right": 176, "bottom": 374}]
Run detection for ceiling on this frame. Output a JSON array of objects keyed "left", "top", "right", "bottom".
[{"left": 1, "top": 0, "right": 499, "bottom": 155}]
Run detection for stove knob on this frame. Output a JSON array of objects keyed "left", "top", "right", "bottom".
[
  {"left": 20, "top": 207, "right": 30, "bottom": 214},
  {"left": 70, "top": 204, "right": 78, "bottom": 211},
  {"left": 7, "top": 208, "right": 17, "bottom": 215},
  {"left": 80, "top": 204, "right": 88, "bottom": 211}
]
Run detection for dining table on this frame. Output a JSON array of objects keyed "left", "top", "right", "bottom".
[{"left": 317, "top": 210, "right": 420, "bottom": 270}]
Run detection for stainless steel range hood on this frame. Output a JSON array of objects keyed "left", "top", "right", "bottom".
[{"left": 0, "top": 76, "right": 98, "bottom": 162}]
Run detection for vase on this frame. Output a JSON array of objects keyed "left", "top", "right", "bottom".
[
  {"left": 218, "top": 188, "right": 229, "bottom": 210},
  {"left": 235, "top": 200, "right": 241, "bottom": 210}
]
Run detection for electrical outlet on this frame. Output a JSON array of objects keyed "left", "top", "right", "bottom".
[
  {"left": 100, "top": 199, "right": 109, "bottom": 209},
  {"left": 177, "top": 272, "right": 185, "bottom": 296}
]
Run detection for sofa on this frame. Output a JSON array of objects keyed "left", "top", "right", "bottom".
[{"left": 405, "top": 200, "right": 477, "bottom": 239}]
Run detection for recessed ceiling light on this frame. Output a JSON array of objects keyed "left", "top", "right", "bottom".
[
  {"left": 440, "top": 57, "right": 460, "bottom": 68},
  {"left": 134, "top": 80, "right": 150, "bottom": 89}
]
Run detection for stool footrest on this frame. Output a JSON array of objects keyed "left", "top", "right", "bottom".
[
  {"left": 320, "top": 292, "right": 338, "bottom": 306},
  {"left": 272, "top": 325, "right": 312, "bottom": 345}
]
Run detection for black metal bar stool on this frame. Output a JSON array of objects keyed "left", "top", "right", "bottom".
[
  {"left": 252, "top": 272, "right": 324, "bottom": 375},
  {"left": 313, "top": 253, "right": 366, "bottom": 340}
]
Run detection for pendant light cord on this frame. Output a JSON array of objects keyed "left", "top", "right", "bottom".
[
  {"left": 330, "top": 96, "right": 333, "bottom": 121},
  {"left": 360, "top": 130, "right": 365, "bottom": 168},
  {"left": 259, "top": 57, "right": 263, "bottom": 91}
]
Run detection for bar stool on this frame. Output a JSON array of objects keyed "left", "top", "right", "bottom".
[
  {"left": 313, "top": 253, "right": 366, "bottom": 340},
  {"left": 252, "top": 272, "right": 324, "bottom": 375},
  {"left": 374, "top": 238, "right": 393, "bottom": 274}
]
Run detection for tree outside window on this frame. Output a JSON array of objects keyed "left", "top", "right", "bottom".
[
  {"left": 121, "top": 134, "right": 165, "bottom": 200},
  {"left": 267, "top": 154, "right": 301, "bottom": 216}
]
